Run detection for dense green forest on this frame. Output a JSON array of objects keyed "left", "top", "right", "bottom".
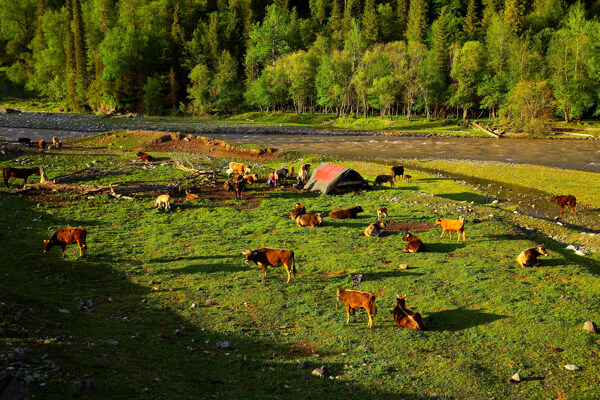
[{"left": 2, "top": 0, "right": 600, "bottom": 128}]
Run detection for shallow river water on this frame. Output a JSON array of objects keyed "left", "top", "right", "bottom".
[{"left": 3, "top": 127, "right": 600, "bottom": 172}]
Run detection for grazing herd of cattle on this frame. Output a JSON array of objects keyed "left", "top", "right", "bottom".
[{"left": 0, "top": 143, "right": 577, "bottom": 330}]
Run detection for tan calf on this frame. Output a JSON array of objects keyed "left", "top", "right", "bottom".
[
  {"left": 377, "top": 207, "right": 388, "bottom": 221},
  {"left": 155, "top": 194, "right": 171, "bottom": 210},
  {"left": 435, "top": 217, "right": 466, "bottom": 243},
  {"left": 296, "top": 213, "right": 323, "bottom": 227},
  {"left": 337, "top": 288, "right": 377, "bottom": 328},
  {"left": 364, "top": 221, "right": 386, "bottom": 237},
  {"left": 402, "top": 232, "right": 425, "bottom": 253},
  {"left": 516, "top": 245, "right": 548, "bottom": 268}
]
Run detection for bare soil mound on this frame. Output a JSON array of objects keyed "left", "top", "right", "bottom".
[{"left": 144, "top": 133, "right": 280, "bottom": 161}]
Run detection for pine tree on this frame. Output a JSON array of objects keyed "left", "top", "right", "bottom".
[
  {"left": 72, "top": 0, "right": 87, "bottom": 85},
  {"left": 33, "top": 0, "right": 45, "bottom": 55},
  {"left": 328, "top": 0, "right": 344, "bottom": 46},
  {"left": 206, "top": 12, "right": 220, "bottom": 67},
  {"left": 362, "top": 0, "right": 380, "bottom": 45},
  {"left": 406, "top": 0, "right": 428, "bottom": 42},
  {"left": 503, "top": 0, "right": 524, "bottom": 35},
  {"left": 463, "top": 0, "right": 479, "bottom": 40},
  {"left": 65, "top": 0, "right": 76, "bottom": 102},
  {"left": 397, "top": 0, "right": 409, "bottom": 33}
]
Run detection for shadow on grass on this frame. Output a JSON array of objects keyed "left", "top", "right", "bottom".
[
  {"left": 424, "top": 242, "right": 465, "bottom": 253},
  {"left": 435, "top": 192, "right": 488, "bottom": 204},
  {"left": 366, "top": 270, "right": 425, "bottom": 280},
  {"left": 158, "top": 262, "right": 248, "bottom": 274},
  {"left": 426, "top": 308, "right": 508, "bottom": 331},
  {"left": 148, "top": 254, "right": 233, "bottom": 263}
]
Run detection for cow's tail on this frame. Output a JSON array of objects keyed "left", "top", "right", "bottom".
[{"left": 292, "top": 251, "right": 297, "bottom": 275}]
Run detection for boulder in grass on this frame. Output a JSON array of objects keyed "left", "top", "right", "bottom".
[
  {"left": 510, "top": 373, "right": 522, "bottom": 382},
  {"left": 583, "top": 321, "right": 597, "bottom": 333}
]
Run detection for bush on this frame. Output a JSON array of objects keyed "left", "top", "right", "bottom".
[{"left": 503, "top": 80, "right": 555, "bottom": 135}]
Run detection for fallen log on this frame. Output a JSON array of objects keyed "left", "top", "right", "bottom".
[
  {"left": 15, "top": 182, "right": 111, "bottom": 195},
  {"left": 471, "top": 122, "right": 501, "bottom": 138}
]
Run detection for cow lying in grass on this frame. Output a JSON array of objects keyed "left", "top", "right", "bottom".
[
  {"left": 185, "top": 190, "right": 200, "bottom": 200},
  {"left": 44, "top": 228, "right": 87, "bottom": 258},
  {"left": 329, "top": 205, "right": 363, "bottom": 219},
  {"left": 155, "top": 194, "right": 171, "bottom": 210},
  {"left": 242, "top": 248, "right": 296, "bottom": 283},
  {"left": 296, "top": 213, "right": 323, "bottom": 227},
  {"left": 550, "top": 195, "right": 577, "bottom": 215},
  {"left": 243, "top": 174, "right": 258, "bottom": 185},
  {"left": 364, "top": 221, "right": 386, "bottom": 237},
  {"left": 402, "top": 232, "right": 425, "bottom": 253},
  {"left": 516, "top": 245, "right": 548, "bottom": 268},
  {"left": 435, "top": 217, "right": 466, "bottom": 243},
  {"left": 137, "top": 151, "right": 153, "bottom": 162},
  {"left": 336, "top": 287, "right": 377, "bottom": 328},
  {"left": 288, "top": 203, "right": 306, "bottom": 219},
  {"left": 377, "top": 207, "right": 388, "bottom": 221},
  {"left": 2, "top": 167, "right": 40, "bottom": 188},
  {"left": 393, "top": 295, "right": 425, "bottom": 330}
]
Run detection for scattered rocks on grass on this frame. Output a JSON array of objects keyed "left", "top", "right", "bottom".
[
  {"left": 510, "top": 373, "right": 522, "bottom": 382},
  {"left": 351, "top": 274, "right": 365, "bottom": 286},
  {"left": 58, "top": 309, "right": 70, "bottom": 314},
  {"left": 311, "top": 366, "right": 327, "bottom": 378},
  {"left": 73, "top": 379, "right": 95, "bottom": 395},
  {"left": 216, "top": 341, "right": 230, "bottom": 349},
  {"left": 399, "top": 264, "right": 409, "bottom": 270},
  {"left": 566, "top": 244, "right": 577, "bottom": 251},
  {"left": 583, "top": 321, "right": 597, "bottom": 333},
  {"left": 106, "top": 339, "right": 118, "bottom": 345},
  {"left": 564, "top": 364, "right": 580, "bottom": 371},
  {"left": 575, "top": 250, "right": 586, "bottom": 256}
]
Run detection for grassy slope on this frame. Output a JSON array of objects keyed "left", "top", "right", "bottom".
[{"left": 0, "top": 134, "right": 599, "bottom": 399}]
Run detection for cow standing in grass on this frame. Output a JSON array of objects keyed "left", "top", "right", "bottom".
[
  {"left": 336, "top": 288, "right": 377, "bottom": 328},
  {"left": 2, "top": 167, "right": 40, "bottom": 188},
  {"left": 550, "top": 195, "right": 577, "bottom": 215},
  {"left": 242, "top": 248, "right": 296, "bottom": 283},
  {"left": 44, "top": 228, "right": 87, "bottom": 258}
]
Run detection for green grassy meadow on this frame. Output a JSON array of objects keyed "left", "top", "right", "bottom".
[{"left": 1, "top": 133, "right": 599, "bottom": 399}]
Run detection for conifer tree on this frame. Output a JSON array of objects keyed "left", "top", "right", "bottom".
[
  {"left": 503, "top": 0, "right": 524, "bottom": 35},
  {"left": 65, "top": 0, "right": 76, "bottom": 101},
  {"left": 397, "top": 0, "right": 409, "bottom": 33},
  {"left": 72, "top": 0, "right": 87, "bottom": 87},
  {"left": 328, "top": 0, "right": 344, "bottom": 46},
  {"left": 362, "top": 0, "right": 380, "bottom": 45},
  {"left": 463, "top": 0, "right": 479, "bottom": 40},
  {"left": 206, "top": 13, "right": 220, "bottom": 67},
  {"left": 406, "top": 0, "right": 428, "bottom": 42}
]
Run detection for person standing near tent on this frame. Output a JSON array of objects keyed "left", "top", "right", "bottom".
[{"left": 268, "top": 171, "right": 277, "bottom": 187}]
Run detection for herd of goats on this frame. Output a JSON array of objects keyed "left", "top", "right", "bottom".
[{"left": 0, "top": 143, "right": 581, "bottom": 330}]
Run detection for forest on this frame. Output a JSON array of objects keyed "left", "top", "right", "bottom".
[{"left": 2, "top": 0, "right": 600, "bottom": 130}]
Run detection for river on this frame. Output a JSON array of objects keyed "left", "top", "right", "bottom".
[{"left": 2, "top": 127, "right": 599, "bottom": 172}]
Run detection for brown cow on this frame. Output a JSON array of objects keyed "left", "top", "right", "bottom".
[
  {"left": 393, "top": 295, "right": 425, "bottom": 330},
  {"left": 550, "top": 195, "right": 577, "bottom": 215},
  {"left": 516, "top": 245, "right": 548, "bottom": 268},
  {"left": 296, "top": 213, "right": 323, "bottom": 227},
  {"left": 435, "top": 217, "right": 466, "bottom": 243},
  {"left": 233, "top": 178, "right": 245, "bottom": 199},
  {"left": 403, "top": 174, "right": 412, "bottom": 183},
  {"left": 329, "top": 205, "right": 364, "bottom": 219},
  {"left": 38, "top": 139, "right": 46, "bottom": 153},
  {"left": 137, "top": 151, "right": 154, "bottom": 162},
  {"left": 273, "top": 166, "right": 289, "bottom": 185},
  {"left": 2, "top": 167, "right": 40, "bottom": 188},
  {"left": 377, "top": 207, "right": 388, "bottom": 221},
  {"left": 226, "top": 162, "right": 251, "bottom": 176},
  {"left": 336, "top": 287, "right": 377, "bottom": 328},
  {"left": 185, "top": 190, "right": 200, "bottom": 200},
  {"left": 44, "top": 228, "right": 87, "bottom": 258},
  {"left": 243, "top": 174, "right": 259, "bottom": 184},
  {"left": 374, "top": 175, "right": 395, "bottom": 188},
  {"left": 242, "top": 248, "right": 296, "bottom": 283},
  {"left": 288, "top": 203, "right": 306, "bottom": 219},
  {"left": 391, "top": 166, "right": 404, "bottom": 180},
  {"left": 364, "top": 221, "right": 386, "bottom": 237},
  {"left": 402, "top": 232, "right": 425, "bottom": 253}
]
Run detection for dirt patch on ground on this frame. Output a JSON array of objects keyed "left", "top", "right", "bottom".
[
  {"left": 283, "top": 342, "right": 320, "bottom": 358},
  {"left": 144, "top": 132, "right": 280, "bottom": 162},
  {"left": 385, "top": 221, "right": 436, "bottom": 234}
]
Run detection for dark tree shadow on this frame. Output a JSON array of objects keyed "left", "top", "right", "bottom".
[
  {"left": 148, "top": 254, "right": 233, "bottom": 263},
  {"left": 156, "top": 262, "right": 248, "bottom": 275},
  {"left": 424, "top": 242, "right": 465, "bottom": 253},
  {"left": 426, "top": 308, "right": 508, "bottom": 331},
  {"left": 436, "top": 192, "right": 489, "bottom": 204}
]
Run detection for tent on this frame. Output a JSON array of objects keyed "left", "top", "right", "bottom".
[{"left": 303, "top": 163, "right": 370, "bottom": 194}]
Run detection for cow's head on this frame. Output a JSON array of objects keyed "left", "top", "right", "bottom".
[
  {"left": 355, "top": 205, "right": 363, "bottom": 212},
  {"left": 402, "top": 232, "right": 412, "bottom": 241},
  {"left": 396, "top": 294, "right": 406, "bottom": 307},
  {"left": 435, "top": 218, "right": 442, "bottom": 225},
  {"left": 537, "top": 245, "right": 549, "bottom": 256},
  {"left": 336, "top": 287, "right": 344, "bottom": 301},
  {"left": 377, "top": 222, "right": 386, "bottom": 229},
  {"left": 43, "top": 239, "right": 53, "bottom": 253},
  {"left": 242, "top": 250, "right": 256, "bottom": 263}
]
